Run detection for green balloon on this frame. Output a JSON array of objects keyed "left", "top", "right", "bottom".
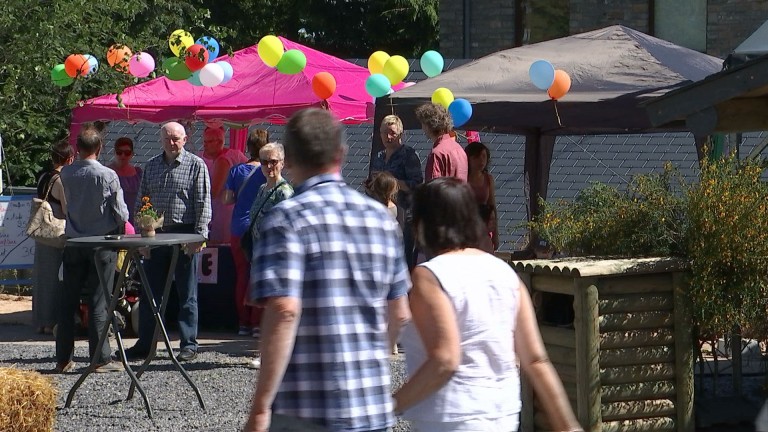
[
  {"left": 276, "top": 49, "right": 307, "bottom": 75},
  {"left": 163, "top": 57, "right": 192, "bottom": 81},
  {"left": 51, "top": 64, "right": 73, "bottom": 87}
]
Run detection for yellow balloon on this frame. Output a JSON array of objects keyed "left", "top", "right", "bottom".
[
  {"left": 382, "top": 55, "right": 409, "bottom": 86},
  {"left": 258, "top": 35, "right": 284, "bottom": 67},
  {"left": 169, "top": 29, "right": 194, "bottom": 57},
  {"left": 368, "top": 51, "right": 390, "bottom": 75},
  {"left": 431, "top": 88, "right": 455, "bottom": 109}
]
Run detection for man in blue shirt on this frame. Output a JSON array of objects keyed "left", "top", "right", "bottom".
[
  {"left": 55, "top": 127, "right": 129, "bottom": 373},
  {"left": 243, "top": 109, "right": 411, "bottom": 432}
]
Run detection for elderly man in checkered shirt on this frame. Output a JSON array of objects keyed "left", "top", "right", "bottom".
[
  {"left": 243, "top": 109, "right": 412, "bottom": 432},
  {"left": 123, "top": 121, "right": 211, "bottom": 363}
]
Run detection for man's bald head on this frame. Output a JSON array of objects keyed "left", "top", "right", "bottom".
[{"left": 161, "top": 122, "right": 188, "bottom": 161}]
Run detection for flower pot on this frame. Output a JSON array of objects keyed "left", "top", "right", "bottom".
[{"left": 141, "top": 228, "right": 156, "bottom": 238}]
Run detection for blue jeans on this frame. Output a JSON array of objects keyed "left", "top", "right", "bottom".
[
  {"left": 135, "top": 245, "right": 199, "bottom": 352},
  {"left": 57, "top": 247, "right": 115, "bottom": 365}
]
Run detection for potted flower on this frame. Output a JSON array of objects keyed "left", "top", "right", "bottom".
[{"left": 136, "top": 196, "right": 164, "bottom": 237}]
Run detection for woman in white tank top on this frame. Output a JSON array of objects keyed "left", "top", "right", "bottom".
[{"left": 393, "top": 177, "right": 582, "bottom": 432}]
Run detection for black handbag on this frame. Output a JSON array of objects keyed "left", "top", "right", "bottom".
[{"left": 240, "top": 181, "right": 284, "bottom": 260}]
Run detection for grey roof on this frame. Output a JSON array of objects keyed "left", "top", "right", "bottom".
[{"left": 102, "top": 123, "right": 765, "bottom": 252}]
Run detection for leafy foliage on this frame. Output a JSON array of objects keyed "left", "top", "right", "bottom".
[
  {"left": 685, "top": 155, "right": 768, "bottom": 336},
  {"left": 528, "top": 163, "right": 688, "bottom": 258},
  {"left": 529, "top": 157, "right": 768, "bottom": 338}
]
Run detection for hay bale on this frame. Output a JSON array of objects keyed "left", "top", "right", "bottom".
[{"left": 0, "top": 367, "right": 57, "bottom": 432}]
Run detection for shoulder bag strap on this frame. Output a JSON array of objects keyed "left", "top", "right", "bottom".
[
  {"left": 246, "top": 180, "right": 286, "bottom": 235},
  {"left": 236, "top": 164, "right": 259, "bottom": 198},
  {"left": 43, "top": 174, "right": 60, "bottom": 201}
]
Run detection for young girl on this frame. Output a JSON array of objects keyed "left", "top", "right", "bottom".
[{"left": 367, "top": 171, "right": 400, "bottom": 223}]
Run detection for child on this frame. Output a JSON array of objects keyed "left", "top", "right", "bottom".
[{"left": 366, "top": 171, "right": 400, "bottom": 223}]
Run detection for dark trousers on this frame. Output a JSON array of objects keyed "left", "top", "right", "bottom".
[
  {"left": 134, "top": 225, "right": 199, "bottom": 352},
  {"left": 57, "top": 247, "right": 115, "bottom": 365}
]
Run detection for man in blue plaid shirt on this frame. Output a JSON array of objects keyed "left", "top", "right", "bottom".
[{"left": 243, "top": 109, "right": 411, "bottom": 432}]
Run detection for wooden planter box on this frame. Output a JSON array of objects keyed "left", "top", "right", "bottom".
[{"left": 511, "top": 257, "right": 693, "bottom": 432}]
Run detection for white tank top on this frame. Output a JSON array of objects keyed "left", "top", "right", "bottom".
[{"left": 400, "top": 252, "right": 522, "bottom": 423}]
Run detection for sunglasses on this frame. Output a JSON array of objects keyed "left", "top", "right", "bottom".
[
  {"left": 260, "top": 159, "right": 282, "bottom": 167},
  {"left": 116, "top": 150, "right": 133, "bottom": 156}
]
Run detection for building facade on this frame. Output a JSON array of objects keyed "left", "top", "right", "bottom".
[{"left": 440, "top": 0, "right": 768, "bottom": 59}]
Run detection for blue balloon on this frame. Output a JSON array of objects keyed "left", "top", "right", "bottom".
[
  {"left": 529, "top": 60, "right": 556, "bottom": 90},
  {"left": 420, "top": 50, "right": 444, "bottom": 78},
  {"left": 365, "top": 74, "right": 391, "bottom": 98},
  {"left": 196, "top": 36, "right": 220, "bottom": 62},
  {"left": 187, "top": 71, "right": 203, "bottom": 86},
  {"left": 218, "top": 61, "right": 234, "bottom": 84},
  {"left": 448, "top": 98, "right": 472, "bottom": 127},
  {"left": 84, "top": 54, "right": 99, "bottom": 75}
]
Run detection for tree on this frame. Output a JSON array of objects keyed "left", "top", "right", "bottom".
[
  {"left": 0, "top": 0, "right": 215, "bottom": 186},
  {"left": 206, "top": 0, "right": 439, "bottom": 57}
]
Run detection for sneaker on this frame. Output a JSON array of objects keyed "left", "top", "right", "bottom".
[
  {"left": 252, "top": 327, "right": 261, "bottom": 338},
  {"left": 53, "top": 361, "right": 75, "bottom": 374},
  {"left": 248, "top": 358, "right": 261, "bottom": 369},
  {"left": 94, "top": 361, "right": 122, "bottom": 373},
  {"left": 238, "top": 326, "right": 250, "bottom": 336},
  {"left": 176, "top": 348, "right": 197, "bottom": 362}
]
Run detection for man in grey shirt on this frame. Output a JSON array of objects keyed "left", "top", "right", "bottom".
[{"left": 55, "top": 127, "right": 129, "bottom": 373}]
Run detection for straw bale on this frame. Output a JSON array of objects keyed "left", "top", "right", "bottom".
[{"left": 0, "top": 367, "right": 57, "bottom": 432}]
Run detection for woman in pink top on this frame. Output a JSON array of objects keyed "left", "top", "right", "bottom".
[{"left": 465, "top": 141, "right": 499, "bottom": 252}]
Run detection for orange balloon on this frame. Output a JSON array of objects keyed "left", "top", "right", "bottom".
[
  {"left": 106, "top": 45, "right": 133, "bottom": 72},
  {"left": 548, "top": 69, "right": 571, "bottom": 100},
  {"left": 312, "top": 72, "right": 336, "bottom": 100},
  {"left": 64, "top": 54, "right": 89, "bottom": 78}
]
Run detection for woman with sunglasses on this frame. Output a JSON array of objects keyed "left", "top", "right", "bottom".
[{"left": 109, "top": 137, "right": 142, "bottom": 225}]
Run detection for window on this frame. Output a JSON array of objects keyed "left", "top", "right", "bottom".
[
  {"left": 654, "top": 0, "right": 706, "bottom": 51},
  {"left": 515, "top": 0, "right": 570, "bottom": 46}
]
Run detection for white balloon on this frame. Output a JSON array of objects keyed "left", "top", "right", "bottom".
[{"left": 199, "top": 63, "right": 225, "bottom": 87}]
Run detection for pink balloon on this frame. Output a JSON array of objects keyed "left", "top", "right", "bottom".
[
  {"left": 402, "top": 81, "right": 416, "bottom": 88},
  {"left": 128, "top": 52, "right": 155, "bottom": 78}
]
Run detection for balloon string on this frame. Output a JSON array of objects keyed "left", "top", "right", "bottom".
[{"left": 552, "top": 100, "right": 563, "bottom": 127}]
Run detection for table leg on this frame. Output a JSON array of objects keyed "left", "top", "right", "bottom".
[
  {"left": 127, "top": 245, "right": 206, "bottom": 411},
  {"left": 65, "top": 247, "right": 154, "bottom": 418}
]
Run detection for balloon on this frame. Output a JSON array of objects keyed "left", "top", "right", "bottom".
[
  {"left": 128, "top": 52, "right": 155, "bottom": 78},
  {"left": 402, "top": 81, "right": 416, "bottom": 88},
  {"left": 312, "top": 72, "right": 337, "bottom": 100},
  {"left": 184, "top": 44, "right": 209, "bottom": 72},
  {"left": 196, "top": 36, "right": 220, "bottom": 62},
  {"left": 368, "top": 51, "right": 390, "bottom": 75},
  {"left": 162, "top": 57, "right": 192, "bottom": 81},
  {"left": 187, "top": 71, "right": 203, "bottom": 86},
  {"left": 258, "top": 35, "right": 284, "bottom": 67},
  {"left": 83, "top": 54, "right": 99, "bottom": 76},
  {"left": 365, "top": 74, "right": 391, "bottom": 98},
  {"left": 64, "top": 54, "right": 89, "bottom": 78},
  {"left": 218, "top": 61, "right": 234, "bottom": 84},
  {"left": 382, "top": 55, "right": 409, "bottom": 86},
  {"left": 529, "top": 60, "right": 556, "bottom": 91},
  {"left": 106, "top": 45, "right": 132, "bottom": 72},
  {"left": 431, "top": 87, "right": 454, "bottom": 109},
  {"left": 420, "top": 50, "right": 444, "bottom": 77},
  {"left": 169, "top": 29, "right": 194, "bottom": 57},
  {"left": 548, "top": 69, "right": 572, "bottom": 100},
  {"left": 276, "top": 49, "right": 307, "bottom": 75},
  {"left": 51, "top": 64, "right": 74, "bottom": 87},
  {"left": 199, "top": 63, "right": 225, "bottom": 87},
  {"left": 448, "top": 98, "right": 473, "bottom": 127}
]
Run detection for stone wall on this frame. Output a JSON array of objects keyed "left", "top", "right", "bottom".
[{"left": 440, "top": 0, "right": 768, "bottom": 59}]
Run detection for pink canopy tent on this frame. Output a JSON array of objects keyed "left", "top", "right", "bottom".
[{"left": 70, "top": 37, "right": 374, "bottom": 147}]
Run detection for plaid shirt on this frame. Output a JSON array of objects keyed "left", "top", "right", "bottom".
[
  {"left": 250, "top": 173, "right": 410, "bottom": 431},
  {"left": 138, "top": 150, "right": 212, "bottom": 239}
]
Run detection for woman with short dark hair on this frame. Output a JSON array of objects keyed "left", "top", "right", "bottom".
[
  {"left": 465, "top": 141, "right": 499, "bottom": 252},
  {"left": 393, "top": 177, "right": 582, "bottom": 432},
  {"left": 108, "top": 137, "right": 142, "bottom": 225}
]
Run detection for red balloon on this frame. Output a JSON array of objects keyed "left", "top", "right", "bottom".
[
  {"left": 64, "top": 54, "right": 89, "bottom": 78},
  {"left": 311, "top": 72, "right": 336, "bottom": 100},
  {"left": 184, "top": 44, "right": 209, "bottom": 72}
]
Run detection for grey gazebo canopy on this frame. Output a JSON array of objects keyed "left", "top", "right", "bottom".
[{"left": 374, "top": 25, "right": 722, "bottom": 243}]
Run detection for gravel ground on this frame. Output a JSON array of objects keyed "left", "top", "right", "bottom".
[{"left": 1, "top": 342, "right": 412, "bottom": 432}]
